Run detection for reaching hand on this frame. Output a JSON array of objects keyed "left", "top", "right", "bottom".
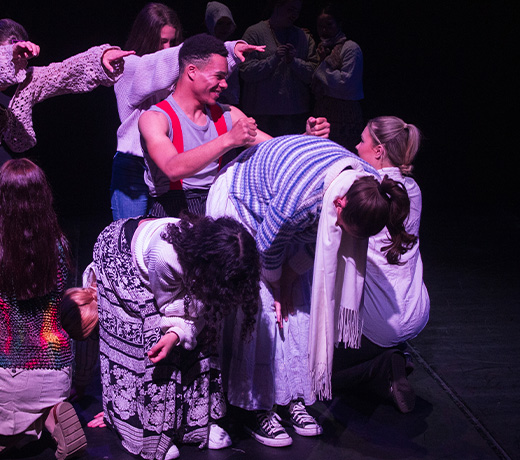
[
  {"left": 147, "top": 331, "right": 179, "bottom": 364},
  {"left": 12, "top": 41, "right": 40, "bottom": 61},
  {"left": 274, "top": 299, "right": 283, "bottom": 329},
  {"left": 102, "top": 49, "right": 135, "bottom": 74},
  {"left": 305, "top": 117, "right": 330, "bottom": 138},
  {"left": 87, "top": 412, "right": 106, "bottom": 428},
  {"left": 234, "top": 43, "right": 266, "bottom": 62}
]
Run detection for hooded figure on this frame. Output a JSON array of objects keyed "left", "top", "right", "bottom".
[
  {"left": 205, "top": 2, "right": 239, "bottom": 105},
  {"left": 205, "top": 2, "right": 236, "bottom": 39}
]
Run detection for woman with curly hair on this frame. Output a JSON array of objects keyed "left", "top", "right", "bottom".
[
  {"left": 0, "top": 158, "right": 86, "bottom": 459},
  {"left": 91, "top": 214, "right": 260, "bottom": 460}
]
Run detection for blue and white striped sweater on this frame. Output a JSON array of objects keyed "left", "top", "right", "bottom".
[{"left": 228, "top": 135, "right": 378, "bottom": 275}]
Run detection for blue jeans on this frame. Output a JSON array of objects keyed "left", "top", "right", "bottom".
[{"left": 110, "top": 152, "right": 150, "bottom": 220}]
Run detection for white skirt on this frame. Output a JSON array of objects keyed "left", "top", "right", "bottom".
[{"left": 0, "top": 366, "right": 71, "bottom": 437}]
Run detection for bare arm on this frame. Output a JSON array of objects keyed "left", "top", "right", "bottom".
[
  {"left": 139, "top": 108, "right": 259, "bottom": 182},
  {"left": 4, "top": 44, "right": 126, "bottom": 152},
  {"left": 229, "top": 105, "right": 272, "bottom": 145}
]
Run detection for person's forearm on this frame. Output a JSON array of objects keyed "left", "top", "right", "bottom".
[{"left": 159, "top": 133, "right": 236, "bottom": 182}]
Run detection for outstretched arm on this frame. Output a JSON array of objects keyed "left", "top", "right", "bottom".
[
  {"left": 0, "top": 43, "right": 36, "bottom": 90},
  {"left": 127, "top": 41, "right": 257, "bottom": 108},
  {"left": 4, "top": 44, "right": 127, "bottom": 152}
]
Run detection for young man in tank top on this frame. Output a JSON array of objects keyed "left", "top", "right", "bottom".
[{"left": 138, "top": 33, "right": 329, "bottom": 217}]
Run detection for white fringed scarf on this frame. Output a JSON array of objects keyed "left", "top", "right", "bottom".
[{"left": 309, "top": 164, "right": 369, "bottom": 400}]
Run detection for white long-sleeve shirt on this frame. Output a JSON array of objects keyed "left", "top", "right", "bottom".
[
  {"left": 362, "top": 167, "right": 430, "bottom": 347},
  {"left": 131, "top": 218, "right": 205, "bottom": 350}
]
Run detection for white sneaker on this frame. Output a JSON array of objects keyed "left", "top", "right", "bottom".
[
  {"left": 208, "top": 424, "right": 232, "bottom": 449},
  {"left": 245, "top": 410, "right": 293, "bottom": 447},
  {"left": 287, "top": 400, "right": 323, "bottom": 436},
  {"left": 165, "top": 443, "right": 180, "bottom": 460}
]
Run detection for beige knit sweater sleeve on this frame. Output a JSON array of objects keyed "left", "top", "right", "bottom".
[
  {"left": 3, "top": 44, "right": 121, "bottom": 152},
  {"left": 0, "top": 44, "right": 28, "bottom": 88}
]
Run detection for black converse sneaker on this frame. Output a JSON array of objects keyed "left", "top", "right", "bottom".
[
  {"left": 286, "top": 399, "right": 323, "bottom": 436},
  {"left": 245, "top": 410, "right": 293, "bottom": 447}
]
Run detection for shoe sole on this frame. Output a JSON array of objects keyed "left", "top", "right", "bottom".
[
  {"left": 390, "top": 353, "right": 416, "bottom": 413},
  {"left": 244, "top": 426, "right": 293, "bottom": 447},
  {"left": 208, "top": 437, "right": 232, "bottom": 450},
  {"left": 53, "top": 402, "right": 87, "bottom": 460},
  {"left": 293, "top": 425, "right": 323, "bottom": 437}
]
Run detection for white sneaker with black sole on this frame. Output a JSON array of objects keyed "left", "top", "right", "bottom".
[
  {"left": 245, "top": 410, "right": 293, "bottom": 447},
  {"left": 286, "top": 400, "right": 323, "bottom": 436}
]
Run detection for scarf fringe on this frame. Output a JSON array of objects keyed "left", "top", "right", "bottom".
[
  {"left": 337, "top": 307, "right": 362, "bottom": 349},
  {"left": 311, "top": 363, "right": 332, "bottom": 401}
]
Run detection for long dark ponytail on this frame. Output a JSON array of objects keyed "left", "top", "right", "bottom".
[{"left": 341, "top": 175, "right": 417, "bottom": 264}]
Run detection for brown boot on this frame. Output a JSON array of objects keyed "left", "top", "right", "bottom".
[
  {"left": 389, "top": 352, "right": 416, "bottom": 413},
  {"left": 50, "top": 402, "right": 87, "bottom": 459}
]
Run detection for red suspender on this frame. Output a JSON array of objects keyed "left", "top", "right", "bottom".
[
  {"left": 209, "top": 104, "right": 228, "bottom": 172},
  {"left": 156, "top": 100, "right": 184, "bottom": 190},
  {"left": 209, "top": 104, "right": 228, "bottom": 137},
  {"left": 155, "top": 100, "right": 228, "bottom": 191}
]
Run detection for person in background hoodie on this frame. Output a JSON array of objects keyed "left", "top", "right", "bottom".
[{"left": 205, "top": 1, "right": 240, "bottom": 105}]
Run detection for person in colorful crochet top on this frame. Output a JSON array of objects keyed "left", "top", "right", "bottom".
[{"left": 0, "top": 159, "right": 86, "bottom": 459}]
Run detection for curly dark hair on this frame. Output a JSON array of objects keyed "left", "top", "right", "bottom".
[
  {"left": 341, "top": 175, "right": 417, "bottom": 264},
  {"left": 161, "top": 215, "right": 260, "bottom": 341}
]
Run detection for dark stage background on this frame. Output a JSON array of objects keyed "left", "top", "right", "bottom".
[{"left": 2, "top": 1, "right": 518, "bottom": 230}]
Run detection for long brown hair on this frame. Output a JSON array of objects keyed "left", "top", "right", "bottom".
[
  {"left": 341, "top": 175, "right": 417, "bottom": 264},
  {"left": 125, "top": 3, "right": 183, "bottom": 56},
  {"left": 0, "top": 159, "right": 70, "bottom": 299}
]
